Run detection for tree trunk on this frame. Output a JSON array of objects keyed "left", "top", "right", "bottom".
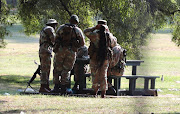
[
  {"left": 0, "top": 0, "right": 1, "bottom": 14},
  {"left": 59, "top": 0, "right": 72, "bottom": 16}
]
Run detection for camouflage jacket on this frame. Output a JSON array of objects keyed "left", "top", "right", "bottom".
[
  {"left": 55, "top": 24, "right": 85, "bottom": 52},
  {"left": 84, "top": 27, "right": 116, "bottom": 60},
  {"left": 39, "top": 26, "right": 56, "bottom": 54}
]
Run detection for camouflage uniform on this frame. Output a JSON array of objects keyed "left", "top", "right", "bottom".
[
  {"left": 39, "top": 26, "right": 56, "bottom": 84},
  {"left": 39, "top": 19, "right": 58, "bottom": 93},
  {"left": 84, "top": 26, "right": 110, "bottom": 93},
  {"left": 107, "top": 33, "right": 126, "bottom": 76},
  {"left": 53, "top": 17, "right": 85, "bottom": 91},
  {"left": 108, "top": 45, "right": 126, "bottom": 76}
]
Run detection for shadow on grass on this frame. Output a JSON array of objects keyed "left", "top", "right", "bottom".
[
  {"left": 0, "top": 109, "right": 58, "bottom": 114},
  {"left": 0, "top": 100, "right": 7, "bottom": 103},
  {"left": 0, "top": 75, "right": 41, "bottom": 95},
  {"left": 1, "top": 109, "right": 25, "bottom": 114},
  {"left": 0, "top": 75, "right": 77, "bottom": 94},
  {"left": 0, "top": 75, "right": 39, "bottom": 86}
]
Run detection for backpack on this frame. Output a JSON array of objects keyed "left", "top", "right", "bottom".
[
  {"left": 107, "top": 45, "right": 127, "bottom": 76},
  {"left": 54, "top": 24, "right": 80, "bottom": 52},
  {"left": 61, "top": 24, "right": 73, "bottom": 44}
]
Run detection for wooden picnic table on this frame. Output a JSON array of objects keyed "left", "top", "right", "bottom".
[
  {"left": 74, "top": 58, "right": 146, "bottom": 94},
  {"left": 108, "top": 75, "right": 159, "bottom": 96},
  {"left": 126, "top": 60, "right": 144, "bottom": 75}
]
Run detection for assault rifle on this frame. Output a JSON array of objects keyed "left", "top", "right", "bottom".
[{"left": 24, "top": 61, "right": 41, "bottom": 92}]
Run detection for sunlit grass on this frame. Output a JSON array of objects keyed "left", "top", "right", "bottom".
[
  {"left": 0, "top": 25, "right": 180, "bottom": 113},
  {"left": 0, "top": 95, "right": 179, "bottom": 113}
]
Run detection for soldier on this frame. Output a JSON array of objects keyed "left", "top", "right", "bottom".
[
  {"left": 39, "top": 19, "right": 58, "bottom": 93},
  {"left": 52, "top": 15, "right": 85, "bottom": 94},
  {"left": 84, "top": 23, "right": 112, "bottom": 98},
  {"left": 72, "top": 45, "right": 89, "bottom": 92}
]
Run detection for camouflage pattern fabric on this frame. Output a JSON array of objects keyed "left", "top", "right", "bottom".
[
  {"left": 108, "top": 45, "right": 126, "bottom": 76},
  {"left": 105, "top": 33, "right": 126, "bottom": 76},
  {"left": 53, "top": 47, "right": 76, "bottom": 85},
  {"left": 90, "top": 60, "right": 109, "bottom": 91},
  {"left": 39, "top": 26, "right": 56, "bottom": 84},
  {"left": 53, "top": 24, "right": 85, "bottom": 85},
  {"left": 108, "top": 32, "right": 118, "bottom": 48},
  {"left": 84, "top": 26, "right": 109, "bottom": 92},
  {"left": 39, "top": 53, "right": 51, "bottom": 84}
]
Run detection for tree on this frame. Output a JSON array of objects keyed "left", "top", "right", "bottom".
[
  {"left": 0, "top": 0, "right": 9, "bottom": 48},
  {"left": 0, "top": 0, "right": 16, "bottom": 48},
  {"left": 18, "top": 0, "right": 180, "bottom": 59}
]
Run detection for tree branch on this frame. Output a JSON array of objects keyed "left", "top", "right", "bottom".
[
  {"left": 0, "top": 0, "right": 1, "bottom": 14},
  {"left": 59, "top": 0, "right": 72, "bottom": 16},
  {"left": 170, "top": 9, "right": 180, "bottom": 15}
]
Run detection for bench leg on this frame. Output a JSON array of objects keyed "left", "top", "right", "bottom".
[
  {"left": 144, "top": 78, "right": 149, "bottom": 90},
  {"left": 114, "top": 78, "right": 121, "bottom": 96},
  {"left": 128, "top": 78, "right": 137, "bottom": 95},
  {"left": 151, "top": 79, "right": 156, "bottom": 89},
  {"left": 132, "top": 66, "right": 137, "bottom": 75},
  {"left": 78, "top": 64, "right": 86, "bottom": 91}
]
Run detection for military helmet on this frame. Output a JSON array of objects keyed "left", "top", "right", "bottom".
[
  {"left": 70, "top": 14, "right": 79, "bottom": 23},
  {"left": 98, "top": 20, "right": 107, "bottom": 25},
  {"left": 46, "top": 19, "right": 58, "bottom": 25}
]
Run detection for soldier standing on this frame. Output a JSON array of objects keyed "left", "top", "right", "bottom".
[
  {"left": 72, "top": 45, "right": 89, "bottom": 92},
  {"left": 52, "top": 15, "right": 85, "bottom": 94},
  {"left": 96, "top": 20, "right": 126, "bottom": 95},
  {"left": 84, "top": 23, "right": 112, "bottom": 98},
  {"left": 39, "top": 19, "right": 58, "bottom": 93}
]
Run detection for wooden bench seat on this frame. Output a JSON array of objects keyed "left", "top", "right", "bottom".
[{"left": 108, "top": 75, "right": 160, "bottom": 96}]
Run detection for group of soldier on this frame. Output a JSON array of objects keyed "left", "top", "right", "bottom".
[{"left": 38, "top": 14, "right": 126, "bottom": 98}]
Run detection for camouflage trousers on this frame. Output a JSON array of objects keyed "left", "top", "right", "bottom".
[
  {"left": 53, "top": 47, "right": 76, "bottom": 85},
  {"left": 90, "top": 59, "right": 109, "bottom": 92},
  {"left": 39, "top": 52, "right": 52, "bottom": 84}
]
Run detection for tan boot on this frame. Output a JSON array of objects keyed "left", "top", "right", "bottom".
[{"left": 39, "top": 84, "right": 50, "bottom": 93}]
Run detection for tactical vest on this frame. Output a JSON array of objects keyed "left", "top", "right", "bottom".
[{"left": 54, "top": 24, "right": 80, "bottom": 52}]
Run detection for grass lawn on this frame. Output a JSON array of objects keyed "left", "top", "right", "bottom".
[{"left": 0, "top": 24, "right": 180, "bottom": 113}]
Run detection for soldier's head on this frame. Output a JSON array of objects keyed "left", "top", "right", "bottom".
[
  {"left": 69, "top": 14, "right": 79, "bottom": 25},
  {"left": 46, "top": 19, "right": 58, "bottom": 29},
  {"left": 98, "top": 20, "right": 107, "bottom": 25},
  {"left": 97, "top": 20, "right": 109, "bottom": 32}
]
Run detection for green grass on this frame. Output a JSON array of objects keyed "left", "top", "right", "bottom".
[
  {"left": 0, "top": 24, "right": 180, "bottom": 113},
  {"left": 0, "top": 95, "right": 179, "bottom": 113}
]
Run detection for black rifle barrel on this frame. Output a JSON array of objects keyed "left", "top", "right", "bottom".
[{"left": 28, "top": 65, "right": 41, "bottom": 85}]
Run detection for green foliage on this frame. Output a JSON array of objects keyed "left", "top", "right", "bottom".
[
  {"left": 0, "top": 0, "right": 9, "bottom": 48},
  {"left": 18, "top": 0, "right": 94, "bottom": 35},
  {"left": 0, "top": 0, "right": 17, "bottom": 48},
  {"left": 18, "top": 0, "right": 180, "bottom": 59},
  {"left": 172, "top": 18, "right": 180, "bottom": 46}
]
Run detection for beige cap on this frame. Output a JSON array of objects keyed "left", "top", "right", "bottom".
[
  {"left": 98, "top": 20, "right": 107, "bottom": 25},
  {"left": 46, "top": 19, "right": 58, "bottom": 25}
]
